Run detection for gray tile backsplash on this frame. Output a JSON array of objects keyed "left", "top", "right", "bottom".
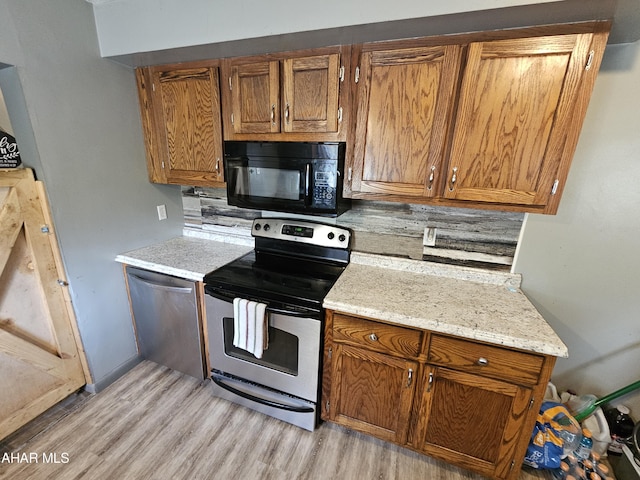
[{"left": 182, "top": 186, "right": 524, "bottom": 270}]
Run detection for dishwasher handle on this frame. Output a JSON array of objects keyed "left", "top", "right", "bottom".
[{"left": 128, "top": 273, "right": 193, "bottom": 294}]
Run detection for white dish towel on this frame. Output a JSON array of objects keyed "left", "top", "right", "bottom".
[{"left": 233, "top": 298, "right": 269, "bottom": 359}]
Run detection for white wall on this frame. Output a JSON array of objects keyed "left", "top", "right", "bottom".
[
  {"left": 90, "top": 0, "right": 559, "bottom": 57},
  {"left": 0, "top": 0, "right": 184, "bottom": 387},
  {"left": 514, "top": 42, "right": 640, "bottom": 415}
]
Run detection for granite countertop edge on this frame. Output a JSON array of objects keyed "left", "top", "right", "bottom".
[{"left": 114, "top": 234, "right": 568, "bottom": 358}]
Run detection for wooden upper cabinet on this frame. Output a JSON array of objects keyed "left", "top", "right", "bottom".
[
  {"left": 229, "top": 60, "right": 280, "bottom": 134},
  {"left": 346, "top": 22, "right": 610, "bottom": 214},
  {"left": 443, "top": 32, "right": 603, "bottom": 212},
  {"left": 136, "top": 62, "right": 224, "bottom": 187},
  {"left": 222, "top": 47, "right": 349, "bottom": 141},
  {"left": 349, "top": 45, "right": 462, "bottom": 198}
]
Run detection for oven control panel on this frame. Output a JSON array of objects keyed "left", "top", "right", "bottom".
[{"left": 252, "top": 218, "right": 351, "bottom": 249}]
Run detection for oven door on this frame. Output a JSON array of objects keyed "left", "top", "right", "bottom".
[{"left": 205, "top": 295, "right": 321, "bottom": 403}]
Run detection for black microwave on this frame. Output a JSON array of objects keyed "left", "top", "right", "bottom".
[{"left": 224, "top": 141, "right": 351, "bottom": 217}]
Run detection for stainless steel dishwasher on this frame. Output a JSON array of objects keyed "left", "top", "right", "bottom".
[{"left": 125, "top": 266, "right": 205, "bottom": 379}]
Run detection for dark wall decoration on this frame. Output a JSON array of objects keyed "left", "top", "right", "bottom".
[{"left": 0, "top": 130, "right": 21, "bottom": 168}]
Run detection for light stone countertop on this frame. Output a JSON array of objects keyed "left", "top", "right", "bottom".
[
  {"left": 115, "top": 235, "right": 567, "bottom": 357},
  {"left": 323, "top": 252, "right": 569, "bottom": 358},
  {"left": 115, "top": 235, "right": 253, "bottom": 281}
]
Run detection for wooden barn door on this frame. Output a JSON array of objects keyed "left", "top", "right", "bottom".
[{"left": 0, "top": 168, "right": 88, "bottom": 440}]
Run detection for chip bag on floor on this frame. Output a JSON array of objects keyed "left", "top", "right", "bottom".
[{"left": 523, "top": 401, "right": 579, "bottom": 469}]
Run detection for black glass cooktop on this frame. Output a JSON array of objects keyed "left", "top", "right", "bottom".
[{"left": 203, "top": 250, "right": 346, "bottom": 313}]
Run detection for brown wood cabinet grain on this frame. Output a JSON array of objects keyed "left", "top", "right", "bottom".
[
  {"left": 345, "top": 22, "right": 610, "bottom": 214},
  {"left": 221, "top": 47, "right": 350, "bottom": 142},
  {"left": 135, "top": 62, "right": 224, "bottom": 187},
  {"left": 349, "top": 44, "right": 462, "bottom": 198},
  {"left": 323, "top": 310, "right": 557, "bottom": 480}
]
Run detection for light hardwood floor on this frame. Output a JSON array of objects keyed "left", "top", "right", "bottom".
[{"left": 0, "top": 361, "right": 549, "bottom": 479}]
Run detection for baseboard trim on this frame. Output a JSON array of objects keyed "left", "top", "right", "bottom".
[{"left": 84, "top": 355, "right": 142, "bottom": 394}]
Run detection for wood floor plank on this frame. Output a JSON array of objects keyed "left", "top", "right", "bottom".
[{"left": 0, "top": 361, "right": 549, "bottom": 480}]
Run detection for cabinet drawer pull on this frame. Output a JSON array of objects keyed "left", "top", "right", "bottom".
[
  {"left": 427, "top": 166, "right": 436, "bottom": 190},
  {"left": 448, "top": 167, "right": 458, "bottom": 192},
  {"left": 215, "top": 158, "right": 220, "bottom": 173},
  {"left": 407, "top": 368, "right": 413, "bottom": 388},
  {"left": 476, "top": 357, "right": 489, "bottom": 366},
  {"left": 285, "top": 103, "right": 290, "bottom": 123},
  {"left": 270, "top": 104, "right": 276, "bottom": 124},
  {"left": 369, "top": 333, "right": 378, "bottom": 342}
]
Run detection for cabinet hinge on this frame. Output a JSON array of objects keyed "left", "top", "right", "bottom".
[
  {"left": 339, "top": 65, "right": 345, "bottom": 82},
  {"left": 551, "top": 179, "right": 559, "bottom": 195},
  {"left": 354, "top": 66, "right": 360, "bottom": 84},
  {"left": 228, "top": 76, "right": 232, "bottom": 91},
  {"left": 337, "top": 107, "right": 343, "bottom": 123},
  {"left": 585, "top": 50, "right": 595, "bottom": 71}
]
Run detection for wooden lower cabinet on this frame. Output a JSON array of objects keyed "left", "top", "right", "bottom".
[
  {"left": 328, "top": 343, "right": 417, "bottom": 444},
  {"left": 413, "top": 366, "right": 533, "bottom": 479},
  {"left": 322, "top": 310, "right": 556, "bottom": 480}
]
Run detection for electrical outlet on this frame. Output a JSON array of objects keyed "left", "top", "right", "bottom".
[
  {"left": 157, "top": 204, "right": 167, "bottom": 221},
  {"left": 423, "top": 227, "right": 437, "bottom": 247}
]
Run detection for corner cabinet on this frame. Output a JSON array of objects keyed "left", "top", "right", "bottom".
[
  {"left": 322, "top": 310, "right": 556, "bottom": 480},
  {"left": 135, "top": 61, "right": 225, "bottom": 187},
  {"left": 220, "top": 46, "right": 351, "bottom": 142},
  {"left": 345, "top": 22, "right": 610, "bottom": 214}
]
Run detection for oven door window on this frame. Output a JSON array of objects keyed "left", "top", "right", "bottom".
[{"left": 222, "top": 317, "right": 299, "bottom": 375}]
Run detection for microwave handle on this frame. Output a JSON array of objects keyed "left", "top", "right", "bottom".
[{"left": 304, "top": 163, "right": 311, "bottom": 207}]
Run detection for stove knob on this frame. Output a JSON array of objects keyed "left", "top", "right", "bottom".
[
  {"left": 338, "top": 234, "right": 346, "bottom": 242},
  {"left": 263, "top": 223, "right": 271, "bottom": 232},
  {"left": 327, "top": 232, "right": 335, "bottom": 240},
  {"left": 254, "top": 223, "right": 262, "bottom": 231}
]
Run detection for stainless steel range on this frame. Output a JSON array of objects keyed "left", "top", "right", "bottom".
[{"left": 203, "top": 218, "right": 351, "bottom": 430}]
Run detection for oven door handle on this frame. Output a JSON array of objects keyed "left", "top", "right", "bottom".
[
  {"left": 205, "top": 289, "right": 319, "bottom": 318},
  {"left": 211, "top": 375, "right": 314, "bottom": 413}
]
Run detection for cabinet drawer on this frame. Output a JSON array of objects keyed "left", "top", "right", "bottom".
[
  {"left": 333, "top": 314, "right": 422, "bottom": 358},
  {"left": 428, "top": 335, "right": 543, "bottom": 385}
]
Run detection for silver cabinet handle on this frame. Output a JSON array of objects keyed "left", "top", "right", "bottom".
[
  {"left": 427, "top": 372, "right": 434, "bottom": 392},
  {"left": 427, "top": 165, "right": 436, "bottom": 191},
  {"left": 448, "top": 167, "right": 458, "bottom": 192},
  {"left": 285, "top": 103, "right": 290, "bottom": 123},
  {"left": 215, "top": 158, "right": 220, "bottom": 173},
  {"left": 369, "top": 333, "right": 378, "bottom": 342},
  {"left": 347, "top": 167, "right": 352, "bottom": 182},
  {"left": 270, "top": 104, "right": 276, "bottom": 124},
  {"left": 407, "top": 368, "right": 413, "bottom": 388},
  {"left": 477, "top": 357, "right": 489, "bottom": 366}
]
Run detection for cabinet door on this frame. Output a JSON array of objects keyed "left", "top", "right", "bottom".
[
  {"left": 350, "top": 45, "right": 461, "bottom": 197},
  {"left": 282, "top": 53, "right": 340, "bottom": 133},
  {"left": 415, "top": 366, "right": 532, "bottom": 479},
  {"left": 153, "top": 66, "right": 224, "bottom": 186},
  {"left": 328, "top": 343, "right": 417, "bottom": 444},
  {"left": 229, "top": 60, "right": 280, "bottom": 134},
  {"left": 444, "top": 33, "right": 595, "bottom": 208}
]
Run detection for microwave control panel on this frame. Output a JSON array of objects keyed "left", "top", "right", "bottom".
[{"left": 311, "top": 161, "right": 337, "bottom": 209}]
